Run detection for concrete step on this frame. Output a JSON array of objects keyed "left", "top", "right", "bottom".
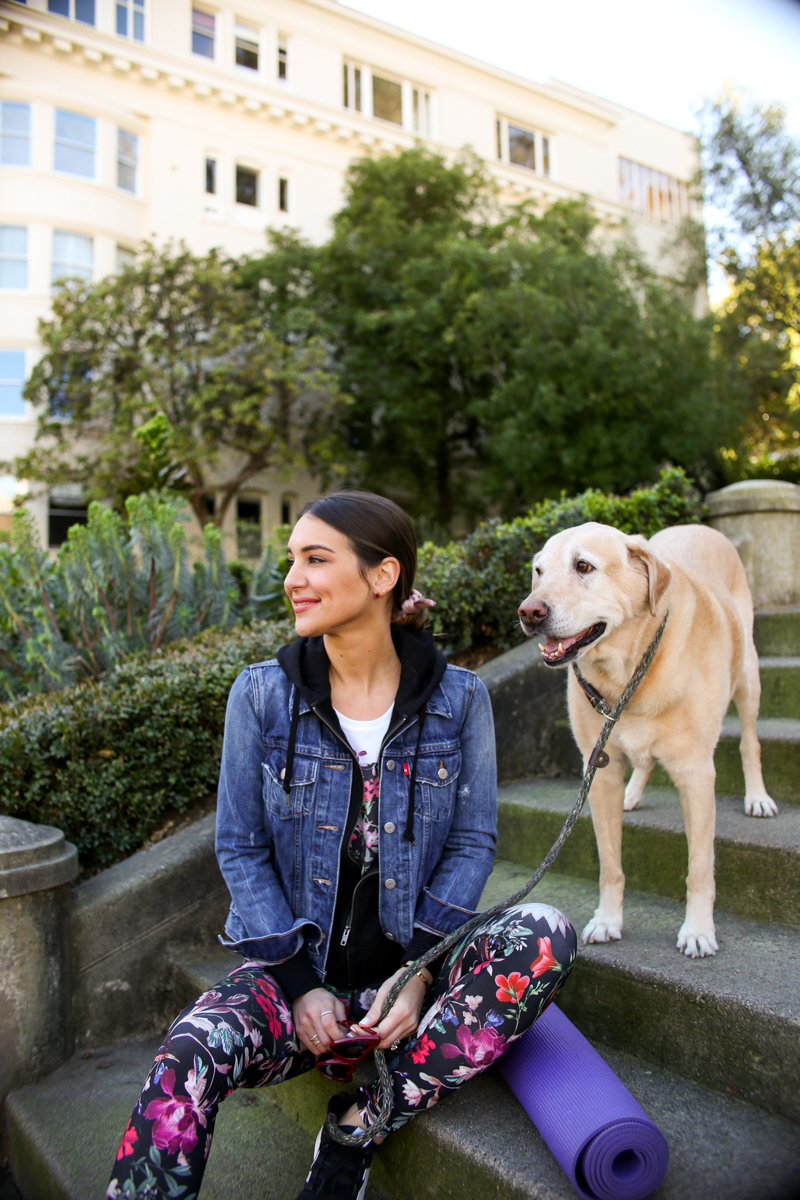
[
  {"left": 496, "top": 778, "right": 800, "bottom": 928},
  {"left": 758, "top": 656, "right": 800, "bottom": 719},
  {"left": 754, "top": 607, "right": 800, "bottom": 657},
  {"left": 480, "top": 862, "right": 800, "bottom": 1126},
  {"left": 715, "top": 716, "right": 800, "bottom": 804},
  {"left": 7, "top": 1022, "right": 800, "bottom": 1200}
]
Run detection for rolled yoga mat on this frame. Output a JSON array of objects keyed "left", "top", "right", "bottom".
[{"left": 497, "top": 1002, "right": 669, "bottom": 1200}]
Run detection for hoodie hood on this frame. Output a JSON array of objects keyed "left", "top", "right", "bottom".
[{"left": 276, "top": 626, "right": 448, "bottom": 844}]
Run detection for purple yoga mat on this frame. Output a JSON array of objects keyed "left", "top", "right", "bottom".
[{"left": 497, "top": 1003, "right": 669, "bottom": 1200}]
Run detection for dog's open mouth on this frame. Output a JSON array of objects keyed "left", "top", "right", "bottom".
[{"left": 539, "top": 623, "right": 606, "bottom": 666}]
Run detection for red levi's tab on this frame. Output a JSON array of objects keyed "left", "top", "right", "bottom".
[{"left": 403, "top": 762, "right": 410, "bottom": 776}]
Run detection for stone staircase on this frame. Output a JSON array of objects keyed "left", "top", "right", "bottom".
[{"left": 5, "top": 611, "right": 800, "bottom": 1199}]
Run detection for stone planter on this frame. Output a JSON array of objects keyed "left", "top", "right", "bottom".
[
  {"left": 0, "top": 817, "right": 78, "bottom": 1117},
  {"left": 705, "top": 479, "right": 800, "bottom": 610}
]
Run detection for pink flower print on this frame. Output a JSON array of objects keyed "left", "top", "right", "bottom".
[
  {"left": 441, "top": 1025, "right": 507, "bottom": 1068},
  {"left": 530, "top": 936, "right": 558, "bottom": 978},
  {"left": 116, "top": 1119, "right": 137, "bottom": 1160},
  {"left": 401, "top": 1077, "right": 424, "bottom": 1107},
  {"left": 252, "top": 991, "right": 282, "bottom": 1039},
  {"left": 495, "top": 972, "right": 530, "bottom": 1003},
  {"left": 464, "top": 995, "right": 482, "bottom": 1011},
  {"left": 411, "top": 1032, "right": 436, "bottom": 1064},
  {"left": 144, "top": 1068, "right": 207, "bottom": 1157}
]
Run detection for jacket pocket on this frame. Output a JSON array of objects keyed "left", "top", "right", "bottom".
[
  {"left": 263, "top": 755, "right": 318, "bottom": 818},
  {"left": 414, "top": 750, "right": 461, "bottom": 821}
]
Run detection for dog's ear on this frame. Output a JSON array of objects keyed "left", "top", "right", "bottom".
[{"left": 627, "top": 537, "right": 671, "bottom": 616}]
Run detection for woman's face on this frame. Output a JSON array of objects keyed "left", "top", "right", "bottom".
[{"left": 285, "top": 514, "right": 399, "bottom": 638}]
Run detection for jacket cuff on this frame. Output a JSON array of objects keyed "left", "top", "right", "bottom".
[
  {"left": 403, "top": 928, "right": 444, "bottom": 963},
  {"left": 267, "top": 946, "right": 322, "bottom": 1002}
]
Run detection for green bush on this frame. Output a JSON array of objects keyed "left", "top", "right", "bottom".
[
  {"left": 417, "top": 468, "right": 703, "bottom": 651},
  {"left": 0, "top": 619, "right": 294, "bottom": 870}
]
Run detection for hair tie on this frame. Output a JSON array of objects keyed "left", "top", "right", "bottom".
[{"left": 392, "top": 588, "right": 436, "bottom": 621}]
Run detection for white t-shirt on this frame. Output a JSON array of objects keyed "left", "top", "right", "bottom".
[{"left": 333, "top": 703, "right": 394, "bottom": 769}]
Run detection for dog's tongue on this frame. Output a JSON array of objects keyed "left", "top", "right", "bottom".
[{"left": 544, "top": 631, "right": 584, "bottom": 654}]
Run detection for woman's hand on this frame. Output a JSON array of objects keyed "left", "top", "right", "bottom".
[
  {"left": 354, "top": 967, "right": 430, "bottom": 1050},
  {"left": 292, "top": 988, "right": 347, "bottom": 1055}
]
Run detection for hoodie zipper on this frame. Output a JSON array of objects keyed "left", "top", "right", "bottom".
[{"left": 311, "top": 705, "right": 410, "bottom": 983}]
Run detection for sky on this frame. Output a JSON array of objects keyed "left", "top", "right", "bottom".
[{"left": 343, "top": 0, "right": 800, "bottom": 137}]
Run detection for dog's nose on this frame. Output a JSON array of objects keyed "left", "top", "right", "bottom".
[{"left": 519, "top": 598, "right": 549, "bottom": 624}]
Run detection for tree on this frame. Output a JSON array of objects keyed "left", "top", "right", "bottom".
[
  {"left": 700, "top": 90, "right": 800, "bottom": 479},
  {"left": 14, "top": 243, "right": 344, "bottom": 527}
]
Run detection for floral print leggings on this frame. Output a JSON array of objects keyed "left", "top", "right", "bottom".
[{"left": 107, "top": 902, "right": 576, "bottom": 1199}]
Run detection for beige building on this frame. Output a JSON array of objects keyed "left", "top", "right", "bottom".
[{"left": 0, "top": 0, "right": 701, "bottom": 557}]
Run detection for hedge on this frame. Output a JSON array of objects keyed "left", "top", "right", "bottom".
[
  {"left": 0, "top": 619, "right": 294, "bottom": 870},
  {"left": 417, "top": 468, "right": 703, "bottom": 651}
]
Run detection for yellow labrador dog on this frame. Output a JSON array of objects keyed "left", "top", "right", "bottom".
[{"left": 518, "top": 522, "right": 777, "bottom": 959}]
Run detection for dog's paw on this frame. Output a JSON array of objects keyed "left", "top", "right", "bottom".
[
  {"left": 623, "top": 787, "right": 642, "bottom": 811},
  {"left": 581, "top": 915, "right": 622, "bottom": 945},
  {"left": 677, "top": 925, "right": 719, "bottom": 958},
  {"left": 744, "top": 794, "right": 778, "bottom": 818}
]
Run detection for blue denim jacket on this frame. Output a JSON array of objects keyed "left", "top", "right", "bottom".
[{"left": 215, "top": 657, "right": 497, "bottom": 982}]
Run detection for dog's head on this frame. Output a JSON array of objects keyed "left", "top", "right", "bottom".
[{"left": 518, "top": 522, "right": 671, "bottom": 668}]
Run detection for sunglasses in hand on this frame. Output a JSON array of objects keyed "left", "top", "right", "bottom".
[{"left": 315, "top": 1020, "right": 382, "bottom": 1081}]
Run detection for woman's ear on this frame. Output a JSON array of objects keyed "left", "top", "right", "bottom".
[
  {"left": 370, "top": 557, "right": 401, "bottom": 597},
  {"left": 627, "top": 537, "right": 671, "bottom": 615}
]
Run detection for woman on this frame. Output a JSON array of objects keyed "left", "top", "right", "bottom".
[{"left": 107, "top": 491, "right": 577, "bottom": 1200}]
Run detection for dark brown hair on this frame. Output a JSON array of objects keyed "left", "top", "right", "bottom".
[{"left": 298, "top": 490, "right": 426, "bottom": 629}]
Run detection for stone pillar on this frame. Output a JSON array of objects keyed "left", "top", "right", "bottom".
[
  {"left": 0, "top": 817, "right": 78, "bottom": 1112},
  {"left": 705, "top": 480, "right": 800, "bottom": 610}
]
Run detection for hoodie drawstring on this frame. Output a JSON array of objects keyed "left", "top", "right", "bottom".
[
  {"left": 283, "top": 685, "right": 301, "bottom": 796},
  {"left": 404, "top": 708, "right": 426, "bottom": 845}
]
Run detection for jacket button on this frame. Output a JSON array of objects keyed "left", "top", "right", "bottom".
[
  {"left": 383, "top": 822, "right": 396, "bottom": 833},
  {"left": 386, "top": 760, "right": 395, "bottom": 770},
  {"left": 384, "top": 878, "right": 396, "bottom": 889},
  {"left": 385, "top": 932, "right": 394, "bottom": 940},
  {"left": 438, "top": 767, "right": 448, "bottom": 780}
]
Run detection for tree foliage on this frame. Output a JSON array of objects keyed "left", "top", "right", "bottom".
[{"left": 15, "top": 243, "right": 345, "bottom": 526}]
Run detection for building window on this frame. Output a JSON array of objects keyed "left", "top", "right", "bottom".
[
  {"left": 236, "top": 165, "right": 258, "bottom": 206},
  {"left": 54, "top": 110, "right": 96, "bottom": 178},
  {"left": 1, "top": 102, "right": 31, "bottom": 167},
  {"left": 205, "top": 157, "right": 216, "bottom": 194},
  {"left": 235, "top": 21, "right": 258, "bottom": 70},
  {"left": 343, "top": 62, "right": 362, "bottom": 112},
  {"left": 116, "top": 245, "right": 136, "bottom": 272},
  {"left": 280, "top": 495, "right": 294, "bottom": 526},
  {"left": 496, "top": 117, "right": 550, "bottom": 177},
  {"left": 278, "top": 176, "right": 289, "bottom": 213},
  {"left": 237, "top": 497, "right": 262, "bottom": 559},
  {"left": 0, "top": 351, "right": 26, "bottom": 417},
  {"left": 0, "top": 227, "right": 27, "bottom": 290},
  {"left": 116, "top": 0, "right": 145, "bottom": 42},
  {"left": 412, "top": 88, "right": 431, "bottom": 135},
  {"left": 277, "top": 36, "right": 288, "bottom": 81},
  {"left": 48, "top": 488, "right": 89, "bottom": 548},
  {"left": 117, "top": 128, "right": 138, "bottom": 192},
  {"left": 192, "top": 8, "right": 215, "bottom": 58},
  {"left": 52, "top": 230, "right": 93, "bottom": 286},
  {"left": 372, "top": 74, "right": 402, "bottom": 125},
  {"left": 49, "top": 0, "right": 95, "bottom": 24},
  {"left": 619, "top": 158, "right": 689, "bottom": 226}
]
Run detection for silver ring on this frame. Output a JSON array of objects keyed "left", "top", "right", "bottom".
[
  {"left": 390, "top": 1039, "right": 401, "bottom": 1051},
  {"left": 320, "top": 1010, "right": 334, "bottom": 1017},
  {"left": 310, "top": 1034, "right": 320, "bottom": 1045}
]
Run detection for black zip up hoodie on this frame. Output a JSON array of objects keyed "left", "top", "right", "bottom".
[{"left": 270, "top": 625, "right": 448, "bottom": 1001}]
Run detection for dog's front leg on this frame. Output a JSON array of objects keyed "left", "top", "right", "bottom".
[
  {"left": 582, "top": 754, "right": 627, "bottom": 945},
  {"left": 673, "top": 761, "right": 718, "bottom": 958}
]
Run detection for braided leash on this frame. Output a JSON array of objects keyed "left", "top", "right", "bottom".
[{"left": 327, "top": 611, "right": 669, "bottom": 1146}]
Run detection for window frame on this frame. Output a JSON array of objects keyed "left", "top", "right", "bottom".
[
  {"left": 116, "top": 0, "right": 145, "bottom": 42},
  {"left": 52, "top": 229, "right": 94, "bottom": 287},
  {"left": 192, "top": 7, "right": 216, "bottom": 59},
  {"left": 0, "top": 350, "right": 27, "bottom": 418},
  {"left": 618, "top": 156, "right": 690, "bottom": 226},
  {"left": 0, "top": 226, "right": 28, "bottom": 291},
  {"left": 343, "top": 59, "right": 434, "bottom": 134},
  {"left": 235, "top": 164, "right": 259, "bottom": 208},
  {"left": 117, "top": 127, "right": 138, "bottom": 194},
  {"left": 496, "top": 116, "right": 552, "bottom": 179},
  {"left": 235, "top": 20, "right": 259, "bottom": 71},
  {"left": 1, "top": 102, "right": 32, "bottom": 168},
  {"left": 54, "top": 109, "right": 97, "bottom": 180},
  {"left": 48, "top": 0, "right": 96, "bottom": 25},
  {"left": 278, "top": 176, "right": 289, "bottom": 214},
  {"left": 277, "top": 35, "right": 288, "bottom": 83}
]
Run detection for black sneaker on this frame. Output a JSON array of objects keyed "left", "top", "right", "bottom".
[{"left": 296, "top": 1092, "right": 375, "bottom": 1200}]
